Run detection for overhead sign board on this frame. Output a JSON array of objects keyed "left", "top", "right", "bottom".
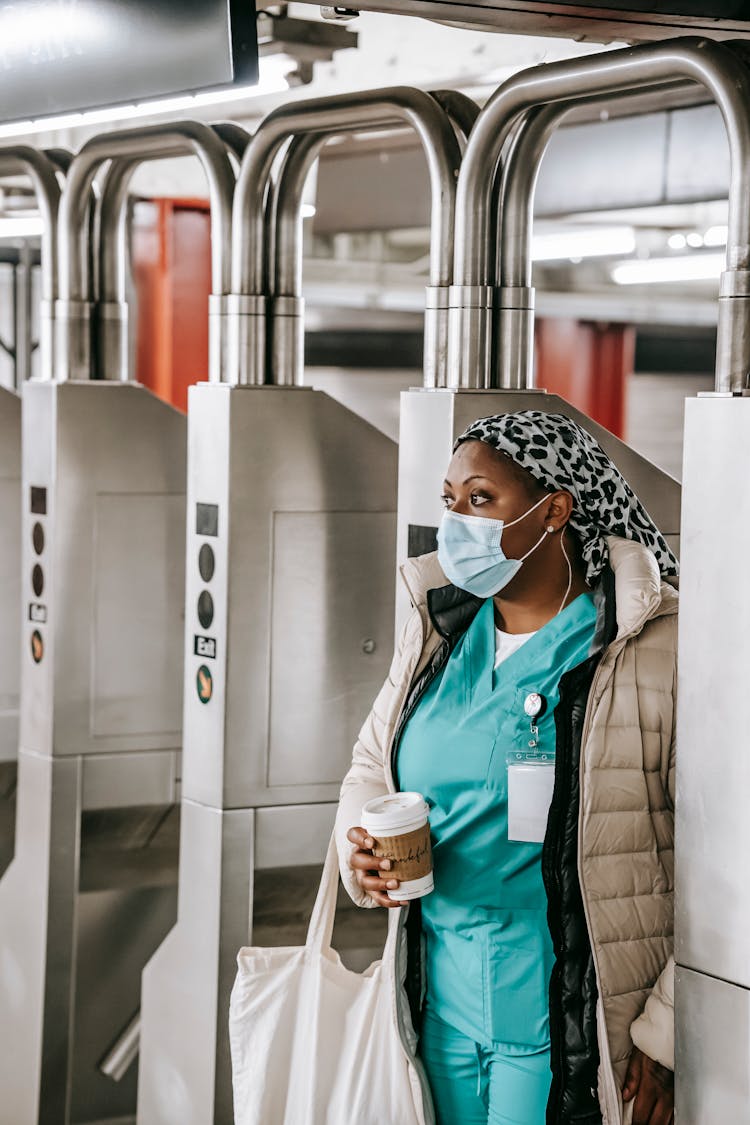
[{"left": 0, "top": 0, "right": 258, "bottom": 123}]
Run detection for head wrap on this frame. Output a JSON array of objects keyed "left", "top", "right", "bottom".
[{"left": 454, "top": 410, "right": 679, "bottom": 585}]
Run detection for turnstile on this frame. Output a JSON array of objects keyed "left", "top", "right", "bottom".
[
  {"left": 0, "top": 148, "right": 62, "bottom": 879},
  {"left": 0, "top": 123, "right": 235, "bottom": 1124},
  {"left": 137, "top": 87, "right": 467, "bottom": 1124},
  {"left": 0, "top": 385, "right": 21, "bottom": 874}
]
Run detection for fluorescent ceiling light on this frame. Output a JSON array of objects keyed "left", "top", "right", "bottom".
[
  {"left": 0, "top": 216, "right": 44, "bottom": 239},
  {"left": 532, "top": 226, "right": 635, "bottom": 261},
  {"left": 703, "top": 225, "right": 728, "bottom": 247},
  {"left": 0, "top": 56, "right": 295, "bottom": 141},
  {"left": 612, "top": 254, "right": 725, "bottom": 285}
]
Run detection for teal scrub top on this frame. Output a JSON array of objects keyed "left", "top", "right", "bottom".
[{"left": 396, "top": 593, "right": 598, "bottom": 1052}]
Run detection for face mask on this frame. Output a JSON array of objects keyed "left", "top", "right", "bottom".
[{"left": 437, "top": 495, "right": 550, "bottom": 598}]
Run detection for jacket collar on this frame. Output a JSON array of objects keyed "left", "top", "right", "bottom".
[{"left": 399, "top": 535, "right": 677, "bottom": 646}]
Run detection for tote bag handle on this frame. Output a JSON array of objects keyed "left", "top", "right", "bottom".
[{"left": 306, "top": 832, "right": 401, "bottom": 965}]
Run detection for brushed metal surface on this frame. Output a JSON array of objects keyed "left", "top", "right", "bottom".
[
  {"left": 268, "top": 510, "right": 396, "bottom": 788},
  {"left": 0, "top": 386, "right": 21, "bottom": 766},
  {"left": 139, "top": 382, "right": 397, "bottom": 1122},
  {"left": 181, "top": 383, "right": 397, "bottom": 810},
  {"left": 676, "top": 396, "right": 750, "bottom": 989},
  {"left": 138, "top": 801, "right": 255, "bottom": 1125},
  {"left": 0, "top": 380, "right": 186, "bottom": 1123},
  {"left": 21, "top": 381, "right": 186, "bottom": 757},
  {"left": 675, "top": 965, "right": 750, "bottom": 1123},
  {"left": 396, "top": 387, "right": 681, "bottom": 630}
]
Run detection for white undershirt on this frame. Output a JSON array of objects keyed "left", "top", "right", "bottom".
[{"left": 494, "top": 626, "right": 538, "bottom": 669}]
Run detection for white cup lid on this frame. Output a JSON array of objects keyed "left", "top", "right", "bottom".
[{"left": 361, "top": 791, "right": 429, "bottom": 833}]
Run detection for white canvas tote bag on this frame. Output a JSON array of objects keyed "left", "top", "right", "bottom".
[{"left": 228, "top": 833, "right": 434, "bottom": 1125}]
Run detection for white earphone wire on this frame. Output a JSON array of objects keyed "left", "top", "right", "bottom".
[{"left": 558, "top": 527, "right": 573, "bottom": 616}]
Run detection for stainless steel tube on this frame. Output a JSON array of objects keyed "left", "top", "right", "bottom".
[
  {"left": 231, "top": 86, "right": 461, "bottom": 386},
  {"left": 95, "top": 124, "right": 243, "bottom": 383},
  {"left": 429, "top": 89, "right": 480, "bottom": 145},
  {"left": 0, "top": 148, "right": 61, "bottom": 381},
  {"left": 268, "top": 96, "right": 477, "bottom": 389},
  {"left": 57, "top": 121, "right": 235, "bottom": 382},
  {"left": 497, "top": 81, "right": 690, "bottom": 390},
  {"left": 452, "top": 37, "right": 750, "bottom": 392},
  {"left": 268, "top": 90, "right": 479, "bottom": 388}
]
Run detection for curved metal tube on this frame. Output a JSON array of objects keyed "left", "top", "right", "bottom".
[
  {"left": 0, "top": 147, "right": 61, "bottom": 381},
  {"left": 94, "top": 124, "right": 243, "bottom": 383},
  {"left": 453, "top": 37, "right": 750, "bottom": 391},
  {"left": 232, "top": 86, "right": 461, "bottom": 386},
  {"left": 57, "top": 120, "right": 235, "bottom": 382},
  {"left": 267, "top": 89, "right": 478, "bottom": 387},
  {"left": 211, "top": 121, "right": 251, "bottom": 164},
  {"left": 233, "top": 86, "right": 461, "bottom": 298},
  {"left": 428, "top": 89, "right": 480, "bottom": 144},
  {"left": 494, "top": 81, "right": 691, "bottom": 390}
]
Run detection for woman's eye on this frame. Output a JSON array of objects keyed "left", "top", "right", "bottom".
[
  {"left": 470, "top": 493, "right": 490, "bottom": 506},
  {"left": 440, "top": 494, "right": 453, "bottom": 508}
]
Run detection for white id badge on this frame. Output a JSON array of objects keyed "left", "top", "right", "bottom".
[{"left": 507, "top": 762, "right": 556, "bottom": 843}]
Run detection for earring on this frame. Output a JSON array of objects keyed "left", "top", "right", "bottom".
[{"left": 546, "top": 525, "right": 555, "bottom": 534}]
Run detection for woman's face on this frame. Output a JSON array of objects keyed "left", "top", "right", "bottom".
[{"left": 442, "top": 440, "right": 550, "bottom": 560}]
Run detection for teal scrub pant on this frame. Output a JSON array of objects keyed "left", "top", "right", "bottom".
[{"left": 419, "top": 1006, "right": 552, "bottom": 1125}]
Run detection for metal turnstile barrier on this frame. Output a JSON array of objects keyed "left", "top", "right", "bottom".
[
  {"left": 0, "top": 123, "right": 235, "bottom": 1124},
  {"left": 136, "top": 87, "right": 469, "bottom": 1125},
  {"left": 0, "top": 148, "right": 62, "bottom": 879}
]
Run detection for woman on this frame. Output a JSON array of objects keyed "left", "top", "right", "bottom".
[{"left": 335, "top": 411, "right": 678, "bottom": 1125}]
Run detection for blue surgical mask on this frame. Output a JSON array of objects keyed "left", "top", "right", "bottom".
[{"left": 437, "top": 495, "right": 550, "bottom": 598}]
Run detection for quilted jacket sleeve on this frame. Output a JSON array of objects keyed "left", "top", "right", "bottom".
[
  {"left": 629, "top": 955, "right": 675, "bottom": 1070},
  {"left": 630, "top": 623, "right": 677, "bottom": 1069},
  {"left": 334, "top": 608, "right": 422, "bottom": 908}
]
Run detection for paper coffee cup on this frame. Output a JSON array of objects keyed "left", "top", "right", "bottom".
[{"left": 361, "top": 792, "right": 433, "bottom": 901}]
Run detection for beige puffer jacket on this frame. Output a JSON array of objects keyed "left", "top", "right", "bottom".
[{"left": 335, "top": 536, "right": 678, "bottom": 1125}]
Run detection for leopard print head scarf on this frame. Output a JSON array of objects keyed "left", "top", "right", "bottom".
[{"left": 454, "top": 410, "right": 679, "bottom": 584}]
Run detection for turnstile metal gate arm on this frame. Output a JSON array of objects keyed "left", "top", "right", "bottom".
[
  {"left": 0, "top": 147, "right": 61, "bottom": 382},
  {"left": 451, "top": 36, "right": 750, "bottom": 393},
  {"left": 56, "top": 121, "right": 235, "bottom": 382},
  {"left": 230, "top": 86, "right": 461, "bottom": 386},
  {"left": 428, "top": 89, "right": 480, "bottom": 145},
  {"left": 94, "top": 124, "right": 246, "bottom": 383},
  {"left": 267, "top": 91, "right": 478, "bottom": 388},
  {"left": 495, "top": 80, "right": 691, "bottom": 390}
]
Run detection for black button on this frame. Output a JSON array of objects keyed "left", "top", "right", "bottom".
[
  {"left": 198, "top": 543, "right": 215, "bottom": 582},
  {"left": 32, "top": 522, "right": 44, "bottom": 555},
  {"left": 197, "top": 590, "right": 214, "bottom": 629},
  {"left": 32, "top": 564, "right": 44, "bottom": 596}
]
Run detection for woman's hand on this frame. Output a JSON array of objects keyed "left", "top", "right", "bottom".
[
  {"left": 346, "top": 826, "right": 407, "bottom": 908},
  {"left": 622, "top": 1047, "right": 674, "bottom": 1125}
]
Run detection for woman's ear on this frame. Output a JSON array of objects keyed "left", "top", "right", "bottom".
[{"left": 545, "top": 490, "right": 574, "bottom": 531}]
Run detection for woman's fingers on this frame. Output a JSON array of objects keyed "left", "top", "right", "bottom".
[
  {"left": 346, "top": 825, "right": 374, "bottom": 849},
  {"left": 346, "top": 825, "right": 406, "bottom": 908}
]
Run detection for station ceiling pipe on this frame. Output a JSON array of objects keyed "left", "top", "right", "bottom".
[
  {"left": 0, "top": 147, "right": 61, "bottom": 382},
  {"left": 95, "top": 123, "right": 249, "bottom": 383},
  {"left": 230, "top": 86, "right": 462, "bottom": 387},
  {"left": 267, "top": 90, "right": 478, "bottom": 388},
  {"left": 56, "top": 121, "right": 235, "bottom": 383},
  {"left": 451, "top": 36, "right": 750, "bottom": 394}
]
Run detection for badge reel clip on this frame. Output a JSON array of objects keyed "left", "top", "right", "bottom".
[{"left": 507, "top": 692, "right": 556, "bottom": 844}]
